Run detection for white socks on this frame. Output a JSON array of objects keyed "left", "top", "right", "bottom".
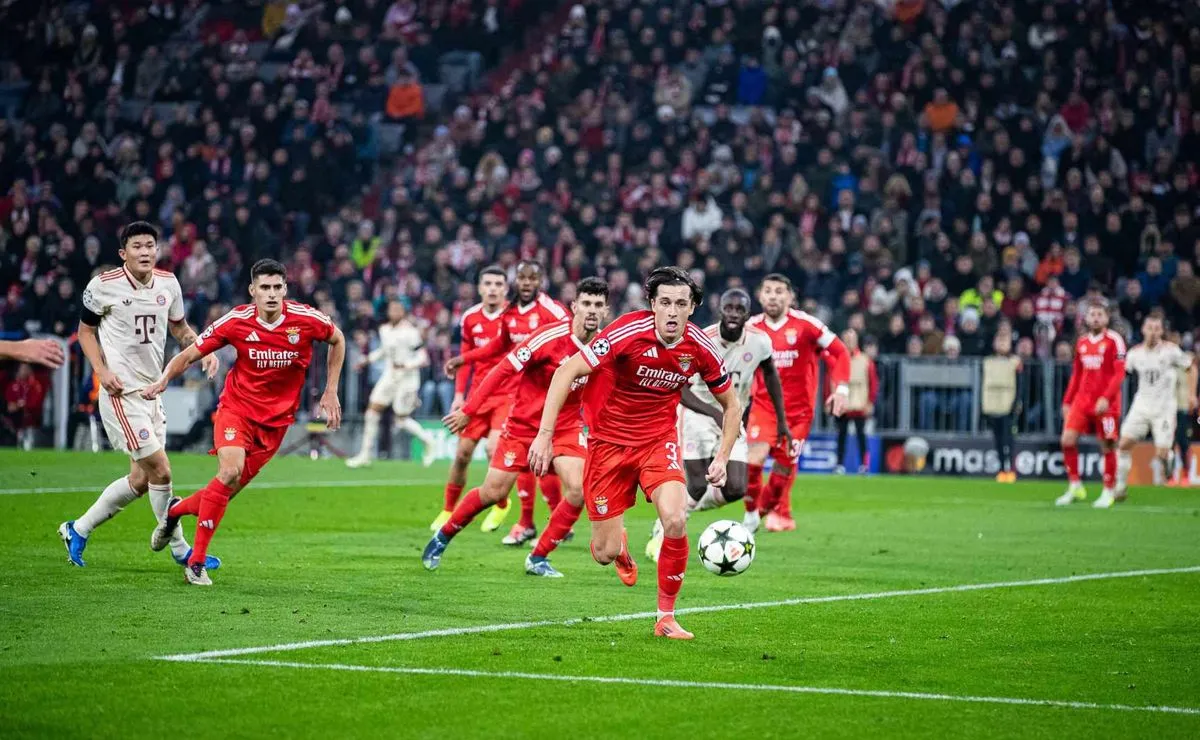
[
  {"left": 148, "top": 482, "right": 189, "bottom": 557},
  {"left": 399, "top": 416, "right": 434, "bottom": 445},
  {"left": 1116, "top": 451, "right": 1133, "bottom": 491},
  {"left": 359, "top": 409, "right": 382, "bottom": 459},
  {"left": 75, "top": 476, "right": 140, "bottom": 537}
]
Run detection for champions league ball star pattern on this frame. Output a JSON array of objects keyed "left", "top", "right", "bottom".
[{"left": 697, "top": 520, "right": 756, "bottom": 576}]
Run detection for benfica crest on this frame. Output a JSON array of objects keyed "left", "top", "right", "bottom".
[
  {"left": 594, "top": 495, "right": 609, "bottom": 515},
  {"left": 785, "top": 329, "right": 798, "bottom": 345},
  {"left": 504, "top": 450, "right": 517, "bottom": 468},
  {"left": 529, "top": 316, "right": 539, "bottom": 329},
  {"left": 224, "top": 427, "right": 237, "bottom": 441},
  {"left": 285, "top": 326, "right": 301, "bottom": 345},
  {"left": 678, "top": 354, "right": 694, "bottom": 372}
]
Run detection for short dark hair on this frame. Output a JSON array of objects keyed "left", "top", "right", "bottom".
[
  {"left": 720, "top": 288, "right": 751, "bottom": 306},
  {"left": 645, "top": 266, "right": 702, "bottom": 305},
  {"left": 516, "top": 260, "right": 544, "bottom": 274},
  {"left": 576, "top": 277, "right": 609, "bottom": 300},
  {"left": 120, "top": 221, "right": 160, "bottom": 247},
  {"left": 251, "top": 258, "right": 287, "bottom": 282},
  {"left": 480, "top": 265, "right": 507, "bottom": 281},
  {"left": 761, "top": 273, "right": 793, "bottom": 291}
]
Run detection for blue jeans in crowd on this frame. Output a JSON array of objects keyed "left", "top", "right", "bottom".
[
  {"left": 918, "top": 389, "right": 973, "bottom": 432},
  {"left": 421, "top": 379, "right": 455, "bottom": 417}
]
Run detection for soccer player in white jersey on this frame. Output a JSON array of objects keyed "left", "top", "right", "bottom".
[
  {"left": 1110, "top": 312, "right": 1197, "bottom": 508},
  {"left": 346, "top": 300, "right": 437, "bottom": 468},
  {"left": 58, "top": 222, "right": 219, "bottom": 567},
  {"left": 645, "top": 288, "right": 790, "bottom": 560}
]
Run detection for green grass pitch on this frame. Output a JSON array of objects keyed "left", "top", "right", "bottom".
[{"left": 1, "top": 449, "right": 1198, "bottom": 739}]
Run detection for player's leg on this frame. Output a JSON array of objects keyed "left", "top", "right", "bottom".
[
  {"left": 423, "top": 464, "right": 518, "bottom": 570},
  {"left": 505, "top": 471, "right": 539, "bottom": 545},
  {"left": 834, "top": 415, "right": 849, "bottom": 474},
  {"left": 743, "top": 405, "right": 776, "bottom": 531},
  {"left": 347, "top": 399, "right": 388, "bottom": 468},
  {"left": 582, "top": 440, "right": 638, "bottom": 585},
  {"left": 393, "top": 381, "right": 437, "bottom": 467},
  {"left": 650, "top": 480, "right": 693, "bottom": 639},
  {"left": 158, "top": 445, "right": 245, "bottom": 586},
  {"left": 479, "top": 418, "right": 513, "bottom": 532},
  {"left": 1056, "top": 407, "right": 1086, "bottom": 505},
  {"left": 526, "top": 455, "right": 585, "bottom": 577},
  {"left": 853, "top": 417, "right": 869, "bottom": 473},
  {"left": 765, "top": 421, "right": 806, "bottom": 531},
  {"left": 1174, "top": 411, "right": 1191, "bottom": 485},
  {"left": 1094, "top": 413, "right": 1120, "bottom": 505},
  {"left": 431, "top": 430, "right": 480, "bottom": 531}
]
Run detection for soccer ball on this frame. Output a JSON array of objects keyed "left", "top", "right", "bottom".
[{"left": 696, "top": 520, "right": 755, "bottom": 576}]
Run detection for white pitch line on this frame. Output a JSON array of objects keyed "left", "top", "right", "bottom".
[
  {"left": 157, "top": 565, "right": 1200, "bottom": 662},
  {"left": 0, "top": 479, "right": 439, "bottom": 495},
  {"left": 188, "top": 659, "right": 1200, "bottom": 717}
]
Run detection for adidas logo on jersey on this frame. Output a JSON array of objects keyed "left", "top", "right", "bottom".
[
  {"left": 245, "top": 331, "right": 261, "bottom": 342},
  {"left": 642, "top": 347, "right": 659, "bottom": 359}
]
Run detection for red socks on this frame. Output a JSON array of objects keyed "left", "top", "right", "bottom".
[
  {"left": 440, "top": 488, "right": 488, "bottom": 538},
  {"left": 443, "top": 482, "right": 464, "bottom": 511},
  {"left": 774, "top": 468, "right": 797, "bottom": 517},
  {"left": 539, "top": 473, "right": 562, "bottom": 512},
  {"left": 1103, "top": 449, "right": 1116, "bottom": 489},
  {"left": 760, "top": 468, "right": 790, "bottom": 515},
  {"left": 1063, "top": 445, "right": 1080, "bottom": 484},
  {"left": 657, "top": 535, "right": 688, "bottom": 614},
  {"left": 517, "top": 472, "right": 537, "bottom": 529},
  {"left": 531, "top": 500, "right": 582, "bottom": 557},
  {"left": 188, "top": 479, "right": 233, "bottom": 567},
  {"left": 745, "top": 464, "right": 763, "bottom": 513},
  {"left": 170, "top": 492, "right": 203, "bottom": 517}
]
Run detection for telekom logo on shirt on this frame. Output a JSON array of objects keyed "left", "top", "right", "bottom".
[
  {"left": 636, "top": 365, "right": 689, "bottom": 389},
  {"left": 248, "top": 347, "right": 301, "bottom": 368}
]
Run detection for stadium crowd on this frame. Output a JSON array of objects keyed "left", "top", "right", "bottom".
[{"left": 2, "top": 0, "right": 1200, "bottom": 440}]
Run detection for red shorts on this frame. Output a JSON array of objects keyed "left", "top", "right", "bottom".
[
  {"left": 211, "top": 408, "right": 288, "bottom": 487},
  {"left": 746, "top": 404, "right": 812, "bottom": 463},
  {"left": 491, "top": 426, "right": 587, "bottom": 473},
  {"left": 583, "top": 437, "right": 686, "bottom": 522},
  {"left": 462, "top": 396, "right": 512, "bottom": 441},
  {"left": 1065, "top": 402, "right": 1119, "bottom": 442}
]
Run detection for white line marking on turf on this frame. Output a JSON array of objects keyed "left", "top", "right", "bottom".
[
  {"left": 0, "top": 479, "right": 437, "bottom": 495},
  {"left": 157, "top": 565, "right": 1200, "bottom": 662},
  {"left": 185, "top": 659, "right": 1200, "bottom": 716}
]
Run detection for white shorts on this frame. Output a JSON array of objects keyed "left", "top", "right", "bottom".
[
  {"left": 99, "top": 391, "right": 166, "bottom": 461},
  {"left": 1121, "top": 406, "right": 1175, "bottom": 449},
  {"left": 368, "top": 373, "right": 421, "bottom": 416},
  {"left": 681, "top": 409, "right": 748, "bottom": 463}
]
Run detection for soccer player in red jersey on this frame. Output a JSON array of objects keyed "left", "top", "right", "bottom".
[
  {"left": 530, "top": 267, "right": 742, "bottom": 640},
  {"left": 744, "top": 274, "right": 850, "bottom": 533},
  {"left": 430, "top": 266, "right": 509, "bottom": 532},
  {"left": 141, "top": 259, "right": 345, "bottom": 586},
  {"left": 1056, "top": 301, "right": 1126, "bottom": 506},
  {"left": 421, "top": 278, "right": 609, "bottom": 575},
  {"left": 443, "top": 261, "right": 570, "bottom": 542}
]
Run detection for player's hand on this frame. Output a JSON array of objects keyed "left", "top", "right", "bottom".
[
  {"left": 528, "top": 430, "right": 554, "bottom": 476},
  {"left": 706, "top": 455, "right": 729, "bottom": 488},
  {"left": 9, "top": 338, "right": 64, "bottom": 368},
  {"left": 1094, "top": 398, "right": 1109, "bottom": 415},
  {"left": 450, "top": 393, "right": 465, "bottom": 413},
  {"left": 200, "top": 353, "right": 220, "bottom": 379},
  {"left": 318, "top": 389, "right": 342, "bottom": 430},
  {"left": 443, "top": 408, "right": 470, "bottom": 434},
  {"left": 1061, "top": 403, "right": 1071, "bottom": 420},
  {"left": 99, "top": 369, "right": 126, "bottom": 396},
  {"left": 825, "top": 391, "right": 847, "bottom": 418},
  {"left": 1189, "top": 396, "right": 1198, "bottom": 413},
  {"left": 140, "top": 378, "right": 167, "bottom": 400},
  {"left": 444, "top": 356, "right": 464, "bottom": 376},
  {"left": 777, "top": 422, "right": 794, "bottom": 455}
]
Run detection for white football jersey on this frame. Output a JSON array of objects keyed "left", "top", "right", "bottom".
[
  {"left": 82, "top": 266, "right": 185, "bottom": 390},
  {"left": 689, "top": 323, "right": 773, "bottom": 408},
  {"left": 1126, "top": 341, "right": 1191, "bottom": 413},
  {"left": 370, "top": 320, "right": 427, "bottom": 383}
]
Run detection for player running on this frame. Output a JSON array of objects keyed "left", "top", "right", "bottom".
[
  {"left": 58, "top": 221, "right": 220, "bottom": 569},
  {"left": 744, "top": 274, "right": 849, "bottom": 532},
  {"left": 1056, "top": 301, "right": 1126, "bottom": 507},
  {"left": 345, "top": 299, "right": 437, "bottom": 468},
  {"left": 645, "top": 287, "right": 789, "bottom": 561},
  {"left": 530, "top": 267, "right": 742, "bottom": 640},
  {"left": 1109, "top": 313, "right": 1196, "bottom": 507},
  {"left": 429, "top": 267, "right": 509, "bottom": 532},
  {"left": 142, "top": 259, "right": 345, "bottom": 586},
  {"left": 421, "top": 278, "right": 610, "bottom": 576},
  {"left": 442, "top": 261, "right": 569, "bottom": 543}
]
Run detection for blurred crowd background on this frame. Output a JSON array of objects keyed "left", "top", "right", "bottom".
[{"left": 1, "top": 0, "right": 1199, "bottom": 446}]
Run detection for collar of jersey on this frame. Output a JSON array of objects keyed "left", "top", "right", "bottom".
[
  {"left": 763, "top": 312, "right": 789, "bottom": 332},
  {"left": 656, "top": 330, "right": 683, "bottom": 349},
  {"left": 255, "top": 308, "right": 287, "bottom": 331},
  {"left": 124, "top": 266, "right": 154, "bottom": 290},
  {"left": 482, "top": 304, "right": 505, "bottom": 321},
  {"left": 516, "top": 298, "right": 539, "bottom": 315}
]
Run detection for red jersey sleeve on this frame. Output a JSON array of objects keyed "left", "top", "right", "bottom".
[
  {"left": 687, "top": 324, "right": 732, "bottom": 395},
  {"left": 454, "top": 314, "right": 473, "bottom": 394},
  {"left": 579, "top": 311, "right": 652, "bottom": 370},
  {"left": 194, "top": 306, "right": 248, "bottom": 357},
  {"left": 460, "top": 323, "right": 513, "bottom": 366},
  {"left": 290, "top": 302, "right": 336, "bottom": 341},
  {"left": 1063, "top": 342, "right": 1082, "bottom": 406},
  {"left": 461, "top": 351, "right": 520, "bottom": 416},
  {"left": 1101, "top": 332, "right": 1127, "bottom": 403}
]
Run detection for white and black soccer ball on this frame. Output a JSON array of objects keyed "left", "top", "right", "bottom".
[{"left": 697, "top": 520, "right": 755, "bottom": 576}]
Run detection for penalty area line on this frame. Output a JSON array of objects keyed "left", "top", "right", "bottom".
[
  {"left": 186, "top": 659, "right": 1200, "bottom": 717},
  {"left": 156, "top": 565, "right": 1200, "bottom": 663}
]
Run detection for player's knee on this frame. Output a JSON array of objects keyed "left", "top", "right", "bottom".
[
  {"left": 659, "top": 510, "right": 688, "bottom": 538},
  {"left": 723, "top": 478, "right": 747, "bottom": 503},
  {"left": 216, "top": 464, "right": 243, "bottom": 487},
  {"left": 146, "top": 459, "right": 171, "bottom": 485},
  {"left": 686, "top": 479, "right": 707, "bottom": 503},
  {"left": 127, "top": 468, "right": 150, "bottom": 494},
  {"left": 590, "top": 540, "right": 618, "bottom": 565},
  {"left": 1060, "top": 433, "right": 1076, "bottom": 447}
]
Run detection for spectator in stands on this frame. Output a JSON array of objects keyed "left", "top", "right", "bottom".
[{"left": 4, "top": 363, "right": 46, "bottom": 450}]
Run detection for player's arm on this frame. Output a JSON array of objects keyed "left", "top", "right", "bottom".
[
  {"left": 820, "top": 335, "right": 851, "bottom": 417},
  {"left": 1187, "top": 356, "right": 1198, "bottom": 411},
  {"left": 1096, "top": 340, "right": 1127, "bottom": 414},
  {"left": 140, "top": 343, "right": 203, "bottom": 399},
  {"left": 708, "top": 386, "right": 742, "bottom": 487},
  {"left": 680, "top": 386, "right": 723, "bottom": 424},
  {"left": 168, "top": 319, "right": 219, "bottom": 379},
  {"left": 405, "top": 346, "right": 431, "bottom": 370},
  {"left": 0, "top": 339, "right": 65, "bottom": 368},
  {"left": 451, "top": 326, "right": 472, "bottom": 410},
  {"left": 758, "top": 356, "right": 792, "bottom": 446},
  {"left": 318, "top": 326, "right": 346, "bottom": 430},
  {"left": 77, "top": 284, "right": 124, "bottom": 394},
  {"left": 528, "top": 353, "right": 592, "bottom": 475},
  {"left": 454, "top": 327, "right": 514, "bottom": 368},
  {"left": 444, "top": 351, "right": 519, "bottom": 433}
]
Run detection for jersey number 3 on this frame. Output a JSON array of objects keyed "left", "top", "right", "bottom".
[{"left": 134, "top": 314, "right": 157, "bottom": 345}]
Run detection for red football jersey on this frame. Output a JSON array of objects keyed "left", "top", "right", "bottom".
[
  {"left": 579, "top": 310, "right": 731, "bottom": 446},
  {"left": 458, "top": 293, "right": 570, "bottom": 384},
  {"left": 455, "top": 302, "right": 507, "bottom": 398},
  {"left": 1063, "top": 329, "right": 1127, "bottom": 407},
  {"left": 195, "top": 300, "right": 335, "bottom": 427},
  {"left": 748, "top": 309, "right": 846, "bottom": 421},
  {"left": 463, "top": 319, "right": 589, "bottom": 439}
]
